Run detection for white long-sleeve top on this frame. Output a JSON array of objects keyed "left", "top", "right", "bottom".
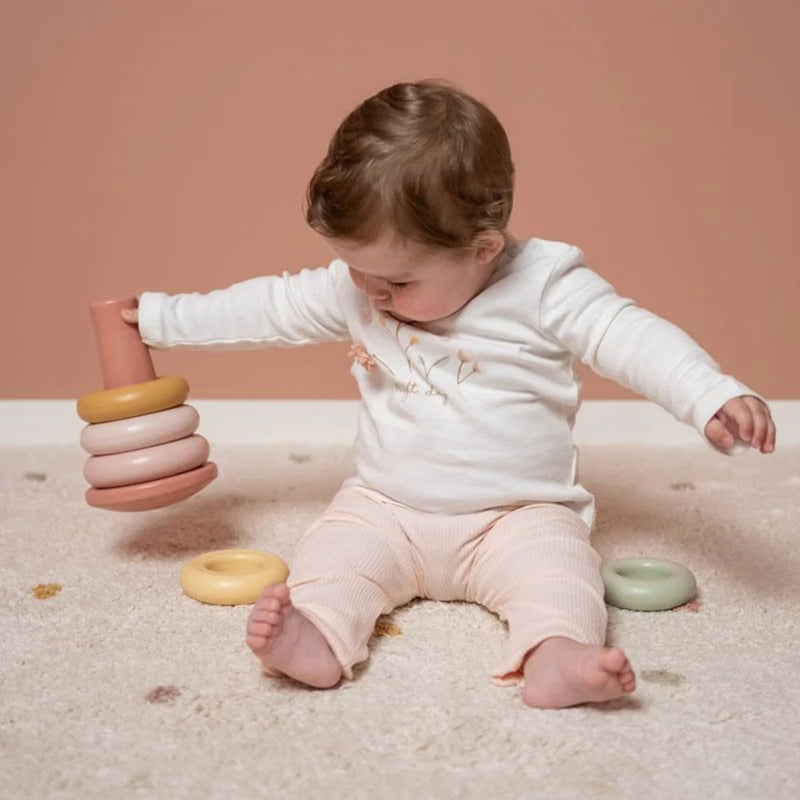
[{"left": 137, "top": 237, "right": 755, "bottom": 525}]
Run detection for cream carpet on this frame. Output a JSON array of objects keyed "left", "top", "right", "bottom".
[{"left": 2, "top": 442, "right": 799, "bottom": 799}]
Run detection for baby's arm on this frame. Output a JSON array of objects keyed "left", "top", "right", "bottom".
[
  {"left": 539, "top": 247, "right": 776, "bottom": 452},
  {"left": 124, "top": 265, "right": 350, "bottom": 351}
]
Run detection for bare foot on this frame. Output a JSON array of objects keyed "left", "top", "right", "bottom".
[
  {"left": 245, "top": 584, "right": 342, "bottom": 688},
  {"left": 521, "top": 636, "right": 636, "bottom": 709}
]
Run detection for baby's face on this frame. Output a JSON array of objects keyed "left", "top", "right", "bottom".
[{"left": 326, "top": 235, "right": 501, "bottom": 324}]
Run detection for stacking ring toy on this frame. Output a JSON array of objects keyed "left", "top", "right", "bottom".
[
  {"left": 602, "top": 557, "right": 697, "bottom": 611},
  {"left": 80, "top": 405, "right": 200, "bottom": 455},
  {"left": 77, "top": 375, "right": 189, "bottom": 423},
  {"left": 78, "top": 297, "right": 217, "bottom": 511},
  {"left": 180, "top": 549, "right": 290, "bottom": 605}
]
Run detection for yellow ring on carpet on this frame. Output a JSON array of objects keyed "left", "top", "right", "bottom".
[
  {"left": 180, "top": 549, "right": 290, "bottom": 606},
  {"left": 77, "top": 376, "right": 190, "bottom": 423}
]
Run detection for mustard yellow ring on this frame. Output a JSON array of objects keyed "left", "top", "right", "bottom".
[
  {"left": 180, "top": 549, "right": 290, "bottom": 606},
  {"left": 77, "top": 376, "right": 190, "bottom": 423}
]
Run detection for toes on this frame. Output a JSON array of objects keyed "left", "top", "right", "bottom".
[
  {"left": 248, "top": 608, "right": 284, "bottom": 633},
  {"left": 247, "top": 586, "right": 292, "bottom": 650},
  {"left": 621, "top": 667, "right": 635, "bottom": 683},
  {"left": 599, "top": 647, "right": 628, "bottom": 673},
  {"left": 618, "top": 666, "right": 636, "bottom": 693},
  {"left": 251, "top": 600, "right": 282, "bottom": 618},
  {"left": 596, "top": 648, "right": 636, "bottom": 694},
  {"left": 245, "top": 612, "right": 283, "bottom": 654},
  {"left": 245, "top": 633, "right": 267, "bottom": 651},
  {"left": 246, "top": 620, "right": 271, "bottom": 638},
  {"left": 261, "top": 583, "right": 291, "bottom": 604},
  {"left": 619, "top": 672, "right": 636, "bottom": 691}
]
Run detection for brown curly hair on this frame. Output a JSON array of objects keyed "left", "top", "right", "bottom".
[{"left": 305, "top": 80, "right": 515, "bottom": 250}]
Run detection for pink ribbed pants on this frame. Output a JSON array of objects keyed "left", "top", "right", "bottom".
[{"left": 287, "top": 486, "right": 608, "bottom": 683}]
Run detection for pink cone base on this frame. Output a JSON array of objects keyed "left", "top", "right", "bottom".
[{"left": 85, "top": 462, "right": 218, "bottom": 511}]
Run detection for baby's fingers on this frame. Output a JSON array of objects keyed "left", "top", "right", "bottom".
[
  {"left": 714, "top": 396, "right": 776, "bottom": 453},
  {"left": 762, "top": 416, "right": 777, "bottom": 452},
  {"left": 705, "top": 415, "right": 735, "bottom": 448},
  {"left": 739, "top": 396, "right": 765, "bottom": 448},
  {"left": 742, "top": 396, "right": 775, "bottom": 452},
  {"left": 121, "top": 308, "right": 139, "bottom": 324}
]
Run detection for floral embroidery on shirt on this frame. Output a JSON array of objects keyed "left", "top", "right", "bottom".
[
  {"left": 348, "top": 342, "right": 394, "bottom": 374},
  {"left": 418, "top": 354, "right": 449, "bottom": 405},
  {"left": 375, "top": 317, "right": 458, "bottom": 405},
  {"left": 349, "top": 342, "right": 376, "bottom": 370},
  {"left": 456, "top": 349, "right": 480, "bottom": 384},
  {"left": 419, "top": 354, "right": 450, "bottom": 380},
  {"left": 368, "top": 316, "right": 485, "bottom": 406},
  {"left": 403, "top": 336, "right": 420, "bottom": 371}
]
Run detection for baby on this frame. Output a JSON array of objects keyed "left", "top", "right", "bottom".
[{"left": 123, "top": 80, "right": 775, "bottom": 708}]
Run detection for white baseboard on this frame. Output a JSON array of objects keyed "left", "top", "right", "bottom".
[{"left": 0, "top": 399, "right": 796, "bottom": 446}]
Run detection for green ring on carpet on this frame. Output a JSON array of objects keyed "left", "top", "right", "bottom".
[{"left": 602, "top": 557, "right": 697, "bottom": 611}]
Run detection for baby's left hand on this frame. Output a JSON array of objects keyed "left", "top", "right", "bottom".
[{"left": 705, "top": 395, "right": 776, "bottom": 453}]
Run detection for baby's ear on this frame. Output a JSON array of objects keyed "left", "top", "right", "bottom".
[{"left": 473, "top": 230, "right": 505, "bottom": 262}]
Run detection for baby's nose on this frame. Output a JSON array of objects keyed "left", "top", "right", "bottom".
[{"left": 364, "top": 276, "right": 391, "bottom": 300}]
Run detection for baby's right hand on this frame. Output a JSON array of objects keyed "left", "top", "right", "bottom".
[{"left": 121, "top": 308, "right": 139, "bottom": 325}]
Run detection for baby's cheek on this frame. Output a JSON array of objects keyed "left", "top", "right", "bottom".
[
  {"left": 411, "top": 302, "right": 446, "bottom": 323},
  {"left": 400, "top": 296, "right": 431, "bottom": 319}
]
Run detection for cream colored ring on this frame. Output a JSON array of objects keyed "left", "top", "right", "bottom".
[
  {"left": 180, "top": 549, "right": 290, "bottom": 606},
  {"left": 77, "top": 376, "right": 189, "bottom": 423},
  {"left": 80, "top": 404, "right": 200, "bottom": 455}
]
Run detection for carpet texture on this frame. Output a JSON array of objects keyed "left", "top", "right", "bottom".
[{"left": 2, "top": 443, "right": 799, "bottom": 799}]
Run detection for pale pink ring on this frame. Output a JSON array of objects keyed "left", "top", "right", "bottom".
[
  {"left": 80, "top": 405, "right": 200, "bottom": 455},
  {"left": 84, "top": 434, "right": 210, "bottom": 489}
]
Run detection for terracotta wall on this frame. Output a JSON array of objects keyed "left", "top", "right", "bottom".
[{"left": 2, "top": 0, "right": 798, "bottom": 399}]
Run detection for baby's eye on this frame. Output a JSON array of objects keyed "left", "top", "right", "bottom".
[{"left": 390, "top": 281, "right": 409, "bottom": 290}]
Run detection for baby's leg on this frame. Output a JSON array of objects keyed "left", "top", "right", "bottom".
[
  {"left": 468, "top": 503, "right": 635, "bottom": 709},
  {"left": 247, "top": 488, "right": 419, "bottom": 686}
]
